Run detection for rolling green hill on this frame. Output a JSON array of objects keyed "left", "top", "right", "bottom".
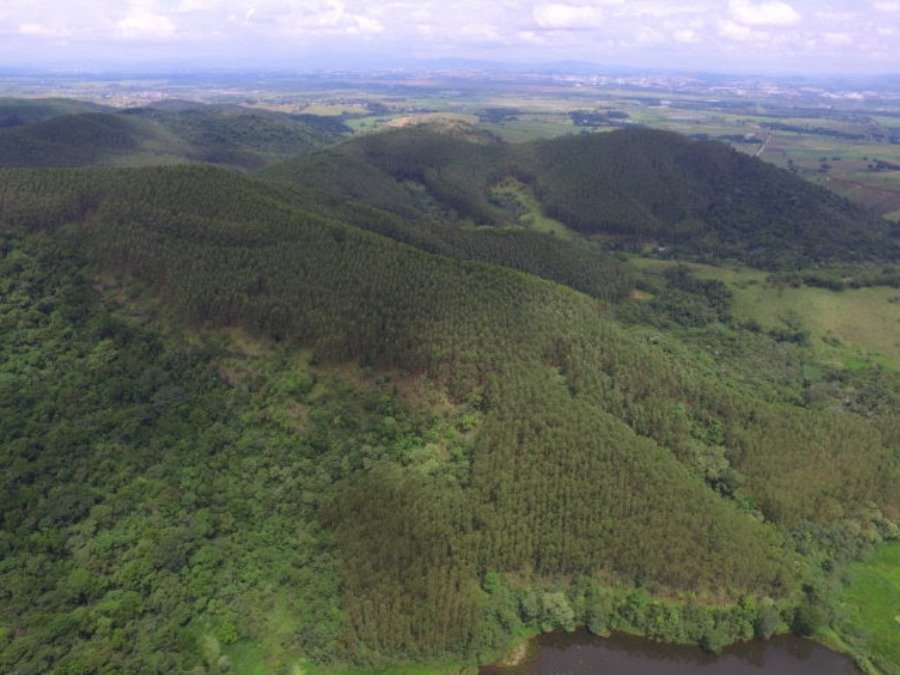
[
  {"left": 0, "top": 100, "right": 350, "bottom": 170},
  {"left": 0, "top": 113, "right": 177, "bottom": 167},
  {"left": 527, "top": 128, "right": 897, "bottom": 268},
  {"left": 259, "top": 149, "right": 635, "bottom": 303},
  {"left": 2, "top": 106, "right": 894, "bottom": 271},
  {"left": 0, "top": 154, "right": 897, "bottom": 673},
  {"left": 0, "top": 97, "right": 110, "bottom": 127},
  {"left": 123, "top": 104, "right": 351, "bottom": 169},
  {"left": 264, "top": 124, "right": 896, "bottom": 270}
]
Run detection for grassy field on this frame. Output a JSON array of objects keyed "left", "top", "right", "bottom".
[
  {"left": 836, "top": 542, "right": 900, "bottom": 675},
  {"left": 489, "top": 177, "right": 576, "bottom": 239},
  {"left": 630, "top": 258, "right": 765, "bottom": 285},
  {"left": 629, "top": 258, "right": 900, "bottom": 370},
  {"left": 347, "top": 112, "right": 483, "bottom": 135},
  {"left": 300, "top": 103, "right": 371, "bottom": 116},
  {"left": 730, "top": 283, "right": 900, "bottom": 370},
  {"left": 480, "top": 116, "right": 576, "bottom": 142},
  {"left": 344, "top": 115, "right": 395, "bottom": 132},
  {"left": 383, "top": 113, "right": 481, "bottom": 128}
]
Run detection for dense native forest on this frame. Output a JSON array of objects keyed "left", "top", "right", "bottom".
[{"left": 0, "top": 100, "right": 897, "bottom": 674}]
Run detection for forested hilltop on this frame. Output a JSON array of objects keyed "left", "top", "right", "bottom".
[
  {"left": 0, "top": 110, "right": 897, "bottom": 674},
  {"left": 0, "top": 98, "right": 349, "bottom": 170},
  {"left": 263, "top": 124, "right": 897, "bottom": 269}
]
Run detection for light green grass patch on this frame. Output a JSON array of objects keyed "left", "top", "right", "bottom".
[
  {"left": 837, "top": 541, "right": 900, "bottom": 675},
  {"left": 301, "top": 104, "right": 370, "bottom": 116},
  {"left": 219, "top": 596, "right": 311, "bottom": 674},
  {"left": 345, "top": 115, "right": 396, "bottom": 133},
  {"left": 223, "top": 639, "right": 268, "bottom": 675},
  {"left": 489, "top": 177, "right": 577, "bottom": 240},
  {"left": 628, "top": 258, "right": 899, "bottom": 369},
  {"left": 479, "top": 118, "right": 576, "bottom": 142},
  {"left": 730, "top": 284, "right": 900, "bottom": 370},
  {"left": 628, "top": 257, "right": 767, "bottom": 289}
]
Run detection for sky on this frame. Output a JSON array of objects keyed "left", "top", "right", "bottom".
[{"left": 0, "top": 0, "right": 897, "bottom": 75}]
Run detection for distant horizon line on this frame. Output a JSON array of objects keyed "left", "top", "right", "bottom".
[{"left": 0, "top": 59, "right": 898, "bottom": 82}]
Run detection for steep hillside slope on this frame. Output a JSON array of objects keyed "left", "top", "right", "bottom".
[
  {"left": 265, "top": 125, "right": 896, "bottom": 269},
  {"left": 527, "top": 128, "right": 897, "bottom": 267},
  {"left": 260, "top": 149, "right": 635, "bottom": 302},
  {"left": 1, "top": 163, "right": 896, "bottom": 671}
]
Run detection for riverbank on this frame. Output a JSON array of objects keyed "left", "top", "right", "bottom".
[{"left": 481, "top": 631, "right": 861, "bottom": 674}]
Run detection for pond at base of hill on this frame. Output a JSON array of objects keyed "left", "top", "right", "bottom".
[{"left": 481, "top": 631, "right": 860, "bottom": 675}]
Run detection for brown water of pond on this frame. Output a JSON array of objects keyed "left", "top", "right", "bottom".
[{"left": 481, "top": 631, "right": 860, "bottom": 675}]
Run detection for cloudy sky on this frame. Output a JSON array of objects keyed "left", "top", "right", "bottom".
[{"left": 0, "top": 0, "right": 896, "bottom": 74}]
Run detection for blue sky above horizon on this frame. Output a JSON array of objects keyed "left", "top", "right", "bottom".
[{"left": 0, "top": 1, "right": 897, "bottom": 75}]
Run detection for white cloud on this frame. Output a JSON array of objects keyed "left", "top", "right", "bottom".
[
  {"left": 460, "top": 22, "right": 497, "bottom": 39},
  {"left": 248, "top": 0, "right": 384, "bottom": 37},
  {"left": 117, "top": 1, "right": 178, "bottom": 39},
  {"left": 623, "top": 3, "right": 707, "bottom": 19},
  {"left": 873, "top": 1, "right": 899, "bottom": 11},
  {"left": 533, "top": 4, "right": 605, "bottom": 30},
  {"left": 823, "top": 32, "right": 853, "bottom": 45},
  {"left": 342, "top": 14, "right": 383, "bottom": 35},
  {"left": 516, "top": 29, "right": 553, "bottom": 44},
  {"left": 672, "top": 28, "right": 698, "bottom": 43},
  {"left": 718, "top": 18, "right": 762, "bottom": 41},
  {"left": 177, "top": 0, "right": 224, "bottom": 12},
  {"left": 814, "top": 10, "right": 857, "bottom": 21},
  {"left": 728, "top": 0, "right": 800, "bottom": 26},
  {"left": 18, "top": 22, "right": 71, "bottom": 37},
  {"left": 634, "top": 25, "right": 665, "bottom": 43}
]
